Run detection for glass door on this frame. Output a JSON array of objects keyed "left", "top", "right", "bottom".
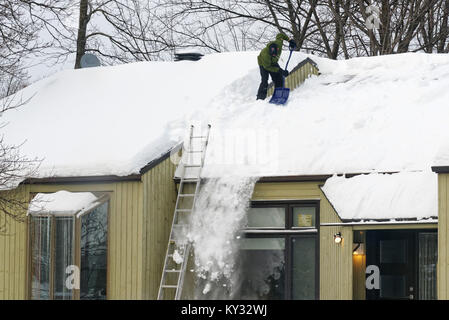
[
  {"left": 291, "top": 236, "right": 317, "bottom": 300},
  {"left": 366, "top": 230, "right": 415, "bottom": 300},
  {"left": 418, "top": 232, "right": 437, "bottom": 300},
  {"left": 366, "top": 230, "right": 437, "bottom": 300}
]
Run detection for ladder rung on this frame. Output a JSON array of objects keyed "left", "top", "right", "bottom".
[
  {"left": 166, "top": 270, "right": 182, "bottom": 273},
  {"left": 184, "top": 165, "right": 201, "bottom": 168},
  {"left": 181, "top": 178, "right": 200, "bottom": 182},
  {"left": 176, "top": 209, "right": 192, "bottom": 212},
  {"left": 172, "top": 226, "right": 188, "bottom": 230},
  {"left": 179, "top": 194, "right": 195, "bottom": 197},
  {"left": 168, "top": 238, "right": 187, "bottom": 244},
  {"left": 166, "top": 253, "right": 185, "bottom": 261},
  {"left": 161, "top": 285, "right": 178, "bottom": 289}
]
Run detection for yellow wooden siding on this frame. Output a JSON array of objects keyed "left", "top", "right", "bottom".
[
  {"left": 438, "top": 173, "right": 449, "bottom": 299},
  {"left": 252, "top": 181, "right": 353, "bottom": 300},
  {"left": 0, "top": 181, "right": 144, "bottom": 300},
  {"left": 252, "top": 182, "right": 321, "bottom": 200},
  {"left": 267, "top": 60, "right": 319, "bottom": 97},
  {"left": 352, "top": 253, "right": 366, "bottom": 300},
  {"left": 319, "top": 187, "right": 343, "bottom": 224},
  {"left": 141, "top": 156, "right": 177, "bottom": 299},
  {"left": 320, "top": 226, "right": 353, "bottom": 299},
  {"left": 0, "top": 186, "right": 30, "bottom": 300}
]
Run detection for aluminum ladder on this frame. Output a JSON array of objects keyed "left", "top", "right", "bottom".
[{"left": 157, "top": 124, "right": 211, "bottom": 300}]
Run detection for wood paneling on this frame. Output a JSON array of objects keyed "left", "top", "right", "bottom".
[
  {"left": 267, "top": 59, "right": 319, "bottom": 97},
  {"left": 141, "top": 156, "right": 177, "bottom": 299},
  {"left": 320, "top": 226, "right": 353, "bottom": 299},
  {"left": 0, "top": 186, "right": 29, "bottom": 300},
  {"left": 438, "top": 173, "right": 449, "bottom": 299},
  {"left": 352, "top": 254, "right": 366, "bottom": 300}
]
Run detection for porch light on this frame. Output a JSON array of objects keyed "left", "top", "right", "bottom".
[
  {"left": 334, "top": 232, "right": 343, "bottom": 244},
  {"left": 352, "top": 243, "right": 365, "bottom": 255}
]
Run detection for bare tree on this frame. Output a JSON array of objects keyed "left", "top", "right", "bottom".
[
  {"left": 156, "top": 0, "right": 320, "bottom": 54},
  {"left": 304, "top": 0, "right": 352, "bottom": 59},
  {"left": 0, "top": 1, "right": 50, "bottom": 232},
  {"left": 39, "top": 0, "right": 174, "bottom": 67},
  {"left": 0, "top": 94, "right": 42, "bottom": 233},
  {"left": 340, "top": 0, "right": 441, "bottom": 56},
  {"left": 416, "top": 0, "right": 449, "bottom": 53}
]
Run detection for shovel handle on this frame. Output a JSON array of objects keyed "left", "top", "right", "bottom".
[
  {"left": 282, "top": 49, "right": 294, "bottom": 88},
  {"left": 285, "top": 49, "right": 293, "bottom": 71}
]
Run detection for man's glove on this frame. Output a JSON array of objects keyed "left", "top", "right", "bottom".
[
  {"left": 289, "top": 39, "right": 297, "bottom": 51},
  {"left": 282, "top": 69, "right": 289, "bottom": 77}
]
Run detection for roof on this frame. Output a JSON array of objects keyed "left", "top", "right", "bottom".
[
  {"left": 3, "top": 50, "right": 449, "bottom": 224},
  {"left": 1, "top": 52, "right": 260, "bottom": 186}
]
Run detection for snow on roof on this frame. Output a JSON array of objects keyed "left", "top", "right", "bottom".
[
  {"left": 321, "top": 171, "right": 438, "bottom": 222},
  {"left": 1, "top": 52, "right": 259, "bottom": 182},
  {"left": 200, "top": 52, "right": 449, "bottom": 178},
  {"left": 3, "top": 51, "right": 449, "bottom": 186},
  {"left": 28, "top": 190, "right": 100, "bottom": 216}
]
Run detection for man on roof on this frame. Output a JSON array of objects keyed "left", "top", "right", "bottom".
[{"left": 256, "top": 33, "right": 297, "bottom": 100}]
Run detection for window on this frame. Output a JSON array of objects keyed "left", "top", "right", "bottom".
[
  {"left": 29, "top": 192, "right": 109, "bottom": 300},
  {"left": 80, "top": 202, "right": 108, "bottom": 299},
  {"left": 236, "top": 201, "right": 319, "bottom": 300}
]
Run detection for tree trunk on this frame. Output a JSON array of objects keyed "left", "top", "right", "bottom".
[
  {"left": 438, "top": 0, "right": 449, "bottom": 53},
  {"left": 74, "top": 0, "right": 89, "bottom": 69}
]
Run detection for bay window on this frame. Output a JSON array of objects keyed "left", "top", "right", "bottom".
[{"left": 28, "top": 191, "right": 109, "bottom": 300}]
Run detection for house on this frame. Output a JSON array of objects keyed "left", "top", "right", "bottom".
[{"left": 1, "top": 51, "right": 449, "bottom": 300}]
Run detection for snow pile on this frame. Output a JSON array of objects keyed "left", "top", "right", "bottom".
[
  {"left": 199, "top": 52, "right": 449, "bottom": 177},
  {"left": 172, "top": 250, "right": 184, "bottom": 265},
  {"left": 1, "top": 52, "right": 258, "bottom": 180},
  {"left": 186, "top": 176, "right": 258, "bottom": 298},
  {"left": 28, "top": 190, "right": 99, "bottom": 216},
  {"left": 321, "top": 171, "right": 438, "bottom": 221}
]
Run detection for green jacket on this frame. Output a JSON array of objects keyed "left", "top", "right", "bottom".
[{"left": 257, "top": 33, "right": 290, "bottom": 73}]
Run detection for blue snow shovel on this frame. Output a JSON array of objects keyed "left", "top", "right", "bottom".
[{"left": 269, "top": 49, "right": 294, "bottom": 105}]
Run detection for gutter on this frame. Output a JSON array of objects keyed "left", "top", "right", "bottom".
[
  {"left": 320, "top": 219, "right": 438, "bottom": 227},
  {"left": 432, "top": 166, "right": 449, "bottom": 174},
  {"left": 22, "top": 174, "right": 142, "bottom": 185}
]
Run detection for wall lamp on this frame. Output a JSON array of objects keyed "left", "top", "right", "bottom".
[
  {"left": 352, "top": 243, "right": 365, "bottom": 255},
  {"left": 353, "top": 231, "right": 365, "bottom": 255},
  {"left": 334, "top": 232, "right": 343, "bottom": 244}
]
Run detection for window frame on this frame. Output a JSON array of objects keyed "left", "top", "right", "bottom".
[
  {"left": 27, "top": 192, "right": 111, "bottom": 300},
  {"left": 241, "top": 200, "right": 320, "bottom": 300}
]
